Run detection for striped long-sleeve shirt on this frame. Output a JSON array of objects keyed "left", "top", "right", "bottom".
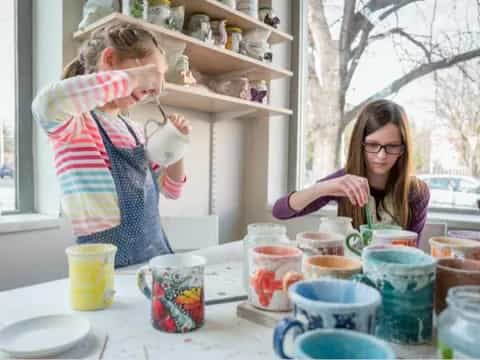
[{"left": 32, "top": 70, "right": 186, "bottom": 236}]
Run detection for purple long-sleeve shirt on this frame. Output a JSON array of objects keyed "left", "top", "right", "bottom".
[{"left": 272, "top": 169, "right": 430, "bottom": 235}]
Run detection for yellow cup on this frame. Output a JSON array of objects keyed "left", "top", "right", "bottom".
[{"left": 66, "top": 244, "right": 117, "bottom": 311}]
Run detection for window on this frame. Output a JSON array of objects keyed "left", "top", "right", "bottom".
[
  {"left": 297, "top": 1, "right": 480, "bottom": 212},
  {"left": 0, "top": 0, "right": 33, "bottom": 214}
]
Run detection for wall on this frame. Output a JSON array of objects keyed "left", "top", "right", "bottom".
[{"left": 1, "top": 0, "right": 291, "bottom": 290}]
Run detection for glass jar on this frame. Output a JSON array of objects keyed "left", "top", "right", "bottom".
[
  {"left": 437, "top": 286, "right": 480, "bottom": 359},
  {"left": 188, "top": 13, "right": 211, "bottom": 42},
  {"left": 148, "top": 0, "right": 171, "bottom": 27},
  {"left": 226, "top": 26, "right": 243, "bottom": 53},
  {"left": 219, "top": 0, "right": 236, "bottom": 9},
  {"left": 123, "top": 0, "right": 148, "bottom": 20},
  {"left": 237, "top": 0, "right": 258, "bottom": 19},
  {"left": 242, "top": 223, "right": 291, "bottom": 291}
]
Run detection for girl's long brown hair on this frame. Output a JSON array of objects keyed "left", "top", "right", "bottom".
[
  {"left": 338, "top": 99, "right": 423, "bottom": 229},
  {"left": 62, "top": 22, "right": 165, "bottom": 79}
]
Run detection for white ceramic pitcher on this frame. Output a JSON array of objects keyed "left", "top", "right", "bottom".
[{"left": 144, "top": 103, "right": 189, "bottom": 166}]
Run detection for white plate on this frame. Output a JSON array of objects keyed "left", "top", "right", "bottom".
[{"left": 0, "top": 314, "right": 90, "bottom": 358}]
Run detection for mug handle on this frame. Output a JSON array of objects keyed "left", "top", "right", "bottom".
[
  {"left": 136, "top": 265, "right": 153, "bottom": 299},
  {"left": 144, "top": 119, "right": 163, "bottom": 142},
  {"left": 346, "top": 230, "right": 362, "bottom": 256},
  {"left": 273, "top": 318, "right": 305, "bottom": 359}
]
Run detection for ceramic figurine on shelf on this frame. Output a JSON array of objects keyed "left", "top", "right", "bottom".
[
  {"left": 173, "top": 55, "right": 196, "bottom": 86},
  {"left": 259, "top": 7, "right": 280, "bottom": 29},
  {"left": 211, "top": 19, "right": 228, "bottom": 48},
  {"left": 250, "top": 80, "right": 268, "bottom": 104}
]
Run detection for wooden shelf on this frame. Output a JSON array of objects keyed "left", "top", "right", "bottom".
[
  {"left": 161, "top": 82, "right": 292, "bottom": 117},
  {"left": 170, "top": 0, "right": 293, "bottom": 44},
  {"left": 74, "top": 13, "right": 293, "bottom": 81}
]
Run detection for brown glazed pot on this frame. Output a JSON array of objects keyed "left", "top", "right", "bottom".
[{"left": 435, "top": 257, "right": 480, "bottom": 314}]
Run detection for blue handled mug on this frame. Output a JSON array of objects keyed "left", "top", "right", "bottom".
[
  {"left": 355, "top": 246, "right": 436, "bottom": 344},
  {"left": 273, "top": 279, "right": 381, "bottom": 359}
]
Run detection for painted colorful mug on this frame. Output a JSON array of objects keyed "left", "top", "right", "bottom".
[
  {"left": 248, "top": 245, "right": 303, "bottom": 311},
  {"left": 137, "top": 254, "right": 206, "bottom": 333},
  {"left": 273, "top": 278, "right": 381, "bottom": 358},
  {"left": 357, "top": 247, "right": 436, "bottom": 344},
  {"left": 345, "top": 224, "right": 402, "bottom": 255},
  {"left": 66, "top": 244, "right": 117, "bottom": 311}
]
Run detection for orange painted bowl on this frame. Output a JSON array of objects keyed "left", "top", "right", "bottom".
[{"left": 303, "top": 255, "right": 362, "bottom": 280}]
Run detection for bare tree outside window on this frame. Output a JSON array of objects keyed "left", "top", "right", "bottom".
[{"left": 303, "top": 0, "right": 480, "bottom": 211}]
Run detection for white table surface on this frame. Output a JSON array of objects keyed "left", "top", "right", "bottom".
[
  {"left": 0, "top": 241, "right": 437, "bottom": 359},
  {"left": 0, "top": 241, "right": 279, "bottom": 360}
]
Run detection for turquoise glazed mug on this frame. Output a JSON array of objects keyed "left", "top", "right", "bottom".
[
  {"left": 276, "top": 329, "right": 395, "bottom": 359},
  {"left": 356, "top": 247, "right": 436, "bottom": 344}
]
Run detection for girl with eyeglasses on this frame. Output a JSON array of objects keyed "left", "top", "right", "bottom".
[
  {"left": 273, "top": 99, "right": 430, "bottom": 235},
  {"left": 32, "top": 22, "right": 191, "bottom": 267}
]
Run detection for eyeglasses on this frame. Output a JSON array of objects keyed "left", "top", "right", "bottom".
[{"left": 362, "top": 142, "right": 405, "bottom": 155}]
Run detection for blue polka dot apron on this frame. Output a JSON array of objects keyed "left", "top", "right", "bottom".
[{"left": 77, "top": 111, "right": 173, "bottom": 267}]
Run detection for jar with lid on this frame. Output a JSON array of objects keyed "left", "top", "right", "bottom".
[
  {"left": 211, "top": 19, "right": 228, "bottom": 48},
  {"left": 242, "top": 223, "right": 292, "bottom": 291},
  {"left": 148, "top": 0, "right": 171, "bottom": 27},
  {"left": 226, "top": 26, "right": 243, "bottom": 53},
  {"left": 188, "top": 13, "right": 212, "bottom": 42},
  {"left": 437, "top": 286, "right": 480, "bottom": 359}
]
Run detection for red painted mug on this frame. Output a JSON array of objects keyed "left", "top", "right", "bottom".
[
  {"left": 248, "top": 245, "right": 303, "bottom": 311},
  {"left": 137, "top": 254, "right": 206, "bottom": 333}
]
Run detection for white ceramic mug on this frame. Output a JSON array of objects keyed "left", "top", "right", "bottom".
[{"left": 144, "top": 118, "right": 189, "bottom": 166}]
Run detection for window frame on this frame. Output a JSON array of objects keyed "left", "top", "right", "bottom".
[
  {"left": 287, "top": 0, "right": 308, "bottom": 193},
  {"left": 7, "top": 0, "right": 34, "bottom": 215}
]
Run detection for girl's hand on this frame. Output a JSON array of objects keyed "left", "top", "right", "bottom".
[
  {"left": 169, "top": 114, "right": 192, "bottom": 135},
  {"left": 126, "top": 64, "right": 165, "bottom": 97},
  {"left": 322, "top": 174, "right": 370, "bottom": 207},
  {"left": 109, "top": 64, "right": 165, "bottom": 110}
]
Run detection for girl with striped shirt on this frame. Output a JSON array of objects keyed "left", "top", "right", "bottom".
[{"left": 32, "top": 22, "right": 190, "bottom": 267}]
